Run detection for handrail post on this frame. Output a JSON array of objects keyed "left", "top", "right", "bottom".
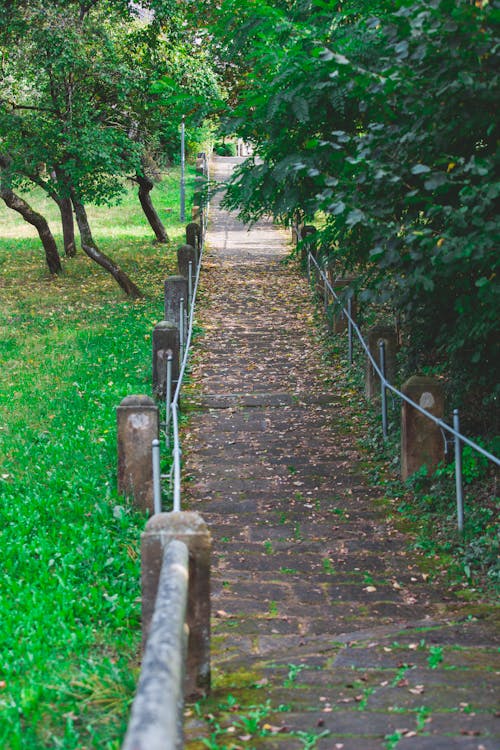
[
  {"left": 323, "top": 260, "right": 328, "bottom": 312},
  {"left": 188, "top": 260, "right": 193, "bottom": 309},
  {"left": 454, "top": 408, "right": 464, "bottom": 533},
  {"left": 165, "top": 353, "right": 173, "bottom": 449},
  {"left": 152, "top": 438, "right": 162, "bottom": 515},
  {"left": 179, "top": 297, "right": 185, "bottom": 362},
  {"left": 379, "top": 340, "right": 388, "bottom": 439},
  {"left": 140, "top": 512, "right": 212, "bottom": 695},
  {"left": 347, "top": 297, "right": 353, "bottom": 365}
]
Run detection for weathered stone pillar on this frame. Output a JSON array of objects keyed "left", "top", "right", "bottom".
[
  {"left": 365, "top": 325, "right": 398, "bottom": 400},
  {"left": 186, "top": 222, "right": 201, "bottom": 256},
  {"left": 291, "top": 223, "right": 303, "bottom": 246},
  {"left": 301, "top": 224, "right": 317, "bottom": 265},
  {"left": 191, "top": 205, "right": 201, "bottom": 222},
  {"left": 117, "top": 395, "right": 159, "bottom": 513},
  {"left": 401, "top": 376, "right": 445, "bottom": 480},
  {"left": 141, "top": 511, "right": 211, "bottom": 697},
  {"left": 164, "top": 275, "right": 188, "bottom": 335},
  {"left": 177, "top": 243, "right": 197, "bottom": 279},
  {"left": 329, "top": 276, "right": 357, "bottom": 334},
  {"left": 152, "top": 321, "right": 180, "bottom": 398}
]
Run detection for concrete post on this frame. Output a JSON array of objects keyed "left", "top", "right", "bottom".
[
  {"left": 300, "top": 224, "right": 317, "bottom": 265},
  {"left": 117, "top": 395, "right": 159, "bottom": 514},
  {"left": 186, "top": 223, "right": 201, "bottom": 256},
  {"left": 177, "top": 243, "right": 197, "bottom": 279},
  {"left": 141, "top": 511, "right": 211, "bottom": 697},
  {"left": 191, "top": 205, "right": 200, "bottom": 222},
  {"left": 401, "top": 376, "right": 445, "bottom": 480},
  {"left": 330, "top": 276, "right": 357, "bottom": 334},
  {"left": 365, "top": 325, "right": 398, "bottom": 400},
  {"left": 152, "top": 321, "right": 180, "bottom": 398},
  {"left": 164, "top": 275, "right": 188, "bottom": 335}
]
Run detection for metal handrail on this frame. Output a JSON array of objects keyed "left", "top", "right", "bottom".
[
  {"left": 300, "top": 229, "right": 498, "bottom": 533},
  {"left": 307, "top": 251, "right": 499, "bottom": 467},
  {"left": 122, "top": 539, "right": 189, "bottom": 750}
]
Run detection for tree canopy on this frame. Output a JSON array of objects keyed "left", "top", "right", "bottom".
[
  {"left": 210, "top": 0, "right": 499, "bottom": 418},
  {"left": 0, "top": 0, "right": 222, "bottom": 290}
]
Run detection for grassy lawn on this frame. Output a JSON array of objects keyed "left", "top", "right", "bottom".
[{"left": 0, "top": 169, "right": 197, "bottom": 748}]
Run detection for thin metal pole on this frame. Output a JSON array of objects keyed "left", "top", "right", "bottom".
[
  {"left": 323, "top": 264, "right": 328, "bottom": 312},
  {"left": 454, "top": 409, "right": 464, "bottom": 533},
  {"left": 152, "top": 438, "right": 162, "bottom": 515},
  {"left": 180, "top": 118, "right": 185, "bottom": 222},
  {"left": 188, "top": 260, "right": 193, "bottom": 309},
  {"left": 347, "top": 297, "right": 353, "bottom": 365},
  {"left": 179, "top": 297, "right": 185, "bottom": 362},
  {"left": 307, "top": 251, "right": 311, "bottom": 283},
  {"left": 379, "top": 340, "right": 388, "bottom": 439},
  {"left": 165, "top": 353, "right": 172, "bottom": 450}
]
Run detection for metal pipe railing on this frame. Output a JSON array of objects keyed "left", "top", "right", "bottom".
[
  {"left": 122, "top": 540, "right": 189, "bottom": 750},
  {"left": 299, "top": 231, "right": 499, "bottom": 532},
  {"left": 152, "top": 177, "right": 207, "bottom": 514}
]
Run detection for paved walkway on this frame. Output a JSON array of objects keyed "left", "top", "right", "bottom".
[{"left": 183, "top": 157, "right": 499, "bottom": 749}]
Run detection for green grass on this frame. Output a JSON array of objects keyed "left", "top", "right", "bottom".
[{"left": 0, "top": 168, "right": 198, "bottom": 748}]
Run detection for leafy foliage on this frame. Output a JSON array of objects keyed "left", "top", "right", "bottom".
[{"left": 214, "top": 0, "right": 499, "bottom": 421}]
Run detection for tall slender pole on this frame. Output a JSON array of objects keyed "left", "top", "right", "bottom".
[
  {"left": 379, "top": 340, "right": 388, "bottom": 439},
  {"left": 454, "top": 409, "right": 464, "bottom": 533},
  {"left": 152, "top": 439, "right": 162, "bottom": 515},
  {"left": 179, "top": 297, "right": 185, "bottom": 363},
  {"left": 188, "top": 260, "right": 193, "bottom": 309},
  {"left": 180, "top": 117, "right": 185, "bottom": 222},
  {"left": 165, "top": 353, "right": 172, "bottom": 450},
  {"left": 347, "top": 297, "right": 353, "bottom": 365}
]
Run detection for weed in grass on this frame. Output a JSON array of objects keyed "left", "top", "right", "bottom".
[
  {"left": 284, "top": 663, "right": 306, "bottom": 687},
  {"left": 322, "top": 557, "right": 335, "bottom": 574},
  {"left": 385, "top": 729, "right": 404, "bottom": 749},
  {"left": 293, "top": 729, "right": 331, "bottom": 748},
  {"left": 427, "top": 646, "right": 444, "bottom": 669}
]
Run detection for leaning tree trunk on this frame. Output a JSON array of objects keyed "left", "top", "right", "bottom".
[
  {"left": 136, "top": 173, "right": 169, "bottom": 243},
  {"left": 58, "top": 197, "right": 76, "bottom": 257},
  {"left": 71, "top": 195, "right": 142, "bottom": 298},
  {"left": 0, "top": 188, "right": 62, "bottom": 274}
]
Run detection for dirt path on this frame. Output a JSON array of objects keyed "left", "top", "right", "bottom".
[{"left": 182, "top": 157, "right": 499, "bottom": 749}]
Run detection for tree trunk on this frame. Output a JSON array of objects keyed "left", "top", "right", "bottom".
[
  {"left": 59, "top": 197, "right": 77, "bottom": 257},
  {"left": 71, "top": 195, "right": 142, "bottom": 298},
  {"left": 136, "top": 173, "right": 169, "bottom": 243},
  {"left": 0, "top": 188, "right": 62, "bottom": 274}
]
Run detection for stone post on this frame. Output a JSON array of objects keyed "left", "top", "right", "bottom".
[
  {"left": 191, "top": 205, "right": 201, "bottom": 222},
  {"left": 152, "top": 321, "right": 180, "bottom": 398},
  {"left": 291, "top": 224, "right": 303, "bottom": 246},
  {"left": 330, "top": 276, "right": 357, "bottom": 334},
  {"left": 401, "top": 376, "right": 445, "bottom": 480},
  {"left": 141, "top": 511, "right": 211, "bottom": 697},
  {"left": 301, "top": 224, "right": 317, "bottom": 265},
  {"left": 365, "top": 325, "right": 398, "bottom": 400},
  {"left": 117, "top": 396, "right": 159, "bottom": 514},
  {"left": 164, "top": 275, "right": 188, "bottom": 335},
  {"left": 186, "top": 222, "right": 201, "bottom": 256},
  {"left": 177, "top": 243, "right": 197, "bottom": 279}
]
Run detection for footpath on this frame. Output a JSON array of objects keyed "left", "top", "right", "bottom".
[{"left": 182, "top": 157, "right": 499, "bottom": 749}]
